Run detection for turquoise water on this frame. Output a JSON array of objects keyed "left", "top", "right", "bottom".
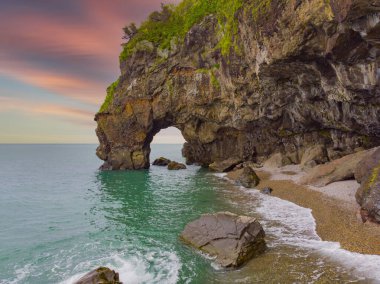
[
  {"left": 0, "top": 145, "right": 237, "bottom": 283},
  {"left": 1, "top": 144, "right": 380, "bottom": 283}
]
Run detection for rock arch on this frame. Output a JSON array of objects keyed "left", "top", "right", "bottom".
[{"left": 95, "top": 0, "right": 380, "bottom": 170}]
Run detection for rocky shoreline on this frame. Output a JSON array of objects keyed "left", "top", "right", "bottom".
[{"left": 219, "top": 151, "right": 380, "bottom": 255}]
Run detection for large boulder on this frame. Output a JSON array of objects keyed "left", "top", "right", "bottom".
[
  {"left": 263, "top": 153, "right": 292, "bottom": 169},
  {"left": 356, "top": 165, "right": 380, "bottom": 223},
  {"left": 208, "top": 158, "right": 242, "bottom": 172},
  {"left": 152, "top": 157, "right": 171, "bottom": 166},
  {"left": 300, "top": 149, "right": 375, "bottom": 187},
  {"left": 300, "top": 145, "right": 329, "bottom": 169},
  {"left": 74, "top": 267, "right": 121, "bottom": 284},
  {"left": 234, "top": 166, "right": 260, "bottom": 188},
  {"left": 354, "top": 147, "right": 380, "bottom": 183},
  {"left": 167, "top": 161, "right": 187, "bottom": 170},
  {"left": 180, "top": 212, "right": 266, "bottom": 268}
]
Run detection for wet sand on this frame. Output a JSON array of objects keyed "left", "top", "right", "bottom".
[{"left": 254, "top": 170, "right": 380, "bottom": 255}]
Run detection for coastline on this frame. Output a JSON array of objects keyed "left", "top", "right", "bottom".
[{"left": 227, "top": 166, "right": 380, "bottom": 255}]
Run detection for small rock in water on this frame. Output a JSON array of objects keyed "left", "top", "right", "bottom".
[
  {"left": 152, "top": 157, "right": 171, "bottom": 166},
  {"left": 260, "top": 187, "right": 273, "bottom": 195},
  {"left": 167, "top": 161, "right": 187, "bottom": 170},
  {"left": 74, "top": 267, "right": 121, "bottom": 284},
  {"left": 180, "top": 212, "right": 266, "bottom": 268}
]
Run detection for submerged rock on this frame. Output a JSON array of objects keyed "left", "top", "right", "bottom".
[
  {"left": 180, "top": 212, "right": 266, "bottom": 268},
  {"left": 167, "top": 161, "right": 186, "bottom": 170},
  {"left": 208, "top": 158, "right": 242, "bottom": 172},
  {"left": 74, "top": 267, "right": 121, "bottom": 284},
  {"left": 152, "top": 157, "right": 171, "bottom": 166}
]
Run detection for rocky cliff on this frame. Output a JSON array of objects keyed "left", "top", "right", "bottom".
[{"left": 95, "top": 0, "right": 380, "bottom": 170}]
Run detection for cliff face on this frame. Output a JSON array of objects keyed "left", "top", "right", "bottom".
[{"left": 95, "top": 0, "right": 380, "bottom": 170}]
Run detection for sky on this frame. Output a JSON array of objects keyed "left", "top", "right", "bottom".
[{"left": 0, "top": 0, "right": 184, "bottom": 144}]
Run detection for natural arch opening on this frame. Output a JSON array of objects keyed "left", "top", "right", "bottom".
[{"left": 149, "top": 127, "right": 186, "bottom": 165}]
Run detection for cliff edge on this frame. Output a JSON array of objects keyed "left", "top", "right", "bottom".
[{"left": 95, "top": 0, "right": 380, "bottom": 170}]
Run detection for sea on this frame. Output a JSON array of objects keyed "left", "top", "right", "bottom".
[{"left": 1, "top": 144, "right": 380, "bottom": 284}]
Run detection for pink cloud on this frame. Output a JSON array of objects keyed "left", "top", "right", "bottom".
[{"left": 0, "top": 96, "right": 95, "bottom": 126}]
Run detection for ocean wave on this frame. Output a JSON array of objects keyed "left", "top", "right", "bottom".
[
  {"left": 246, "top": 185, "right": 380, "bottom": 281},
  {"left": 60, "top": 250, "right": 181, "bottom": 284}
]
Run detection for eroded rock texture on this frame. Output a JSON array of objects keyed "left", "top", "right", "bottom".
[
  {"left": 95, "top": 0, "right": 380, "bottom": 170},
  {"left": 180, "top": 212, "right": 266, "bottom": 268}
]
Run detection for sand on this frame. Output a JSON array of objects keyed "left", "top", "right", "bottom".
[{"left": 229, "top": 165, "right": 380, "bottom": 255}]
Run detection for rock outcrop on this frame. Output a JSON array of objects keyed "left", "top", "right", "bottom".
[
  {"left": 74, "top": 267, "right": 121, "bottom": 284},
  {"left": 152, "top": 157, "right": 171, "bottom": 166},
  {"left": 167, "top": 161, "right": 187, "bottom": 170},
  {"left": 300, "top": 148, "right": 377, "bottom": 187},
  {"left": 208, "top": 158, "right": 242, "bottom": 172},
  {"left": 180, "top": 212, "right": 266, "bottom": 268},
  {"left": 233, "top": 166, "right": 261, "bottom": 188},
  {"left": 355, "top": 148, "right": 380, "bottom": 223},
  {"left": 300, "top": 145, "right": 329, "bottom": 169},
  {"left": 95, "top": 0, "right": 380, "bottom": 170},
  {"left": 355, "top": 147, "right": 380, "bottom": 183}
]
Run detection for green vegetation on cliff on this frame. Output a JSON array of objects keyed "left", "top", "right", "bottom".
[
  {"left": 120, "top": 0, "right": 251, "bottom": 61},
  {"left": 99, "top": 79, "right": 119, "bottom": 113}
]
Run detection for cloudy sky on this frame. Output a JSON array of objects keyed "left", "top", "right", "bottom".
[{"left": 0, "top": 0, "right": 184, "bottom": 144}]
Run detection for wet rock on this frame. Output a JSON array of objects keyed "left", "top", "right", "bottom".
[
  {"left": 74, "top": 267, "right": 121, "bottom": 284},
  {"left": 208, "top": 158, "right": 242, "bottom": 172},
  {"left": 354, "top": 147, "right": 380, "bottom": 183},
  {"left": 300, "top": 148, "right": 377, "bottom": 187},
  {"left": 167, "top": 161, "right": 187, "bottom": 170},
  {"left": 260, "top": 187, "right": 273, "bottom": 195},
  {"left": 152, "top": 157, "right": 171, "bottom": 166},
  {"left": 180, "top": 212, "right": 266, "bottom": 268},
  {"left": 356, "top": 165, "right": 380, "bottom": 223},
  {"left": 263, "top": 153, "right": 292, "bottom": 169},
  {"left": 235, "top": 166, "right": 260, "bottom": 188}
]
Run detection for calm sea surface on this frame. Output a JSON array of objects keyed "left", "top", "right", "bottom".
[{"left": 0, "top": 144, "right": 380, "bottom": 283}]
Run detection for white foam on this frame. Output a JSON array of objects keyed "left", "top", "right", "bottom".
[
  {"left": 60, "top": 250, "right": 180, "bottom": 284},
  {"left": 244, "top": 187, "right": 380, "bottom": 281},
  {"left": 0, "top": 264, "right": 32, "bottom": 284},
  {"left": 213, "top": 172, "right": 380, "bottom": 281}
]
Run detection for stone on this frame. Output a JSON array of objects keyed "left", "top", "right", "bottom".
[
  {"left": 167, "top": 161, "right": 187, "bottom": 170},
  {"left": 300, "top": 145, "right": 328, "bottom": 169},
  {"left": 180, "top": 212, "right": 266, "bottom": 268},
  {"left": 302, "top": 160, "right": 318, "bottom": 170},
  {"left": 354, "top": 147, "right": 380, "bottom": 184},
  {"left": 208, "top": 158, "right": 242, "bottom": 172},
  {"left": 95, "top": 1, "right": 380, "bottom": 170},
  {"left": 263, "top": 153, "right": 292, "bottom": 169},
  {"left": 355, "top": 165, "right": 380, "bottom": 223},
  {"left": 300, "top": 148, "right": 377, "bottom": 187},
  {"left": 74, "top": 267, "right": 121, "bottom": 284},
  {"left": 235, "top": 166, "right": 260, "bottom": 188},
  {"left": 260, "top": 187, "right": 273, "bottom": 195},
  {"left": 152, "top": 157, "right": 171, "bottom": 166}
]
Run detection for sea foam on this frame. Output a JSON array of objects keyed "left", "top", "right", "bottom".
[
  {"left": 248, "top": 188, "right": 380, "bottom": 281},
  {"left": 60, "top": 250, "right": 180, "bottom": 284},
  {"left": 215, "top": 173, "right": 380, "bottom": 282}
]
